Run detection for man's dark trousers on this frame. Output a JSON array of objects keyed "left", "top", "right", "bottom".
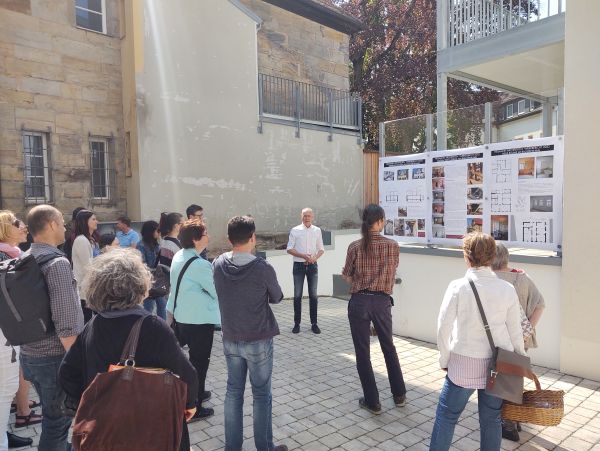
[
  {"left": 293, "top": 262, "right": 318, "bottom": 326},
  {"left": 347, "top": 292, "right": 406, "bottom": 406}
]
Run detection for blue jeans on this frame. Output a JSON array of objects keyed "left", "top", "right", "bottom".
[
  {"left": 223, "top": 338, "right": 274, "bottom": 451},
  {"left": 293, "top": 262, "right": 318, "bottom": 325},
  {"left": 430, "top": 376, "right": 503, "bottom": 451},
  {"left": 143, "top": 296, "right": 167, "bottom": 320},
  {"left": 20, "top": 353, "right": 72, "bottom": 451}
]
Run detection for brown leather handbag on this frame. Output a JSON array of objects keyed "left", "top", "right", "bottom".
[
  {"left": 468, "top": 279, "right": 535, "bottom": 405},
  {"left": 72, "top": 315, "right": 188, "bottom": 451}
]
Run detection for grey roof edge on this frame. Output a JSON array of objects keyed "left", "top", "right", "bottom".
[
  {"left": 261, "top": 0, "right": 364, "bottom": 34},
  {"left": 229, "top": 0, "right": 263, "bottom": 25}
]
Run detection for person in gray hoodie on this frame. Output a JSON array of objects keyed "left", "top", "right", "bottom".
[{"left": 213, "top": 216, "right": 287, "bottom": 451}]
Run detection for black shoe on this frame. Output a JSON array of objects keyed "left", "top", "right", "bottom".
[
  {"left": 358, "top": 397, "right": 382, "bottom": 415},
  {"left": 7, "top": 432, "right": 33, "bottom": 448},
  {"left": 188, "top": 406, "right": 214, "bottom": 423},
  {"left": 311, "top": 324, "right": 321, "bottom": 334},
  {"left": 393, "top": 394, "right": 406, "bottom": 407},
  {"left": 292, "top": 324, "right": 300, "bottom": 334},
  {"left": 200, "top": 390, "right": 211, "bottom": 403},
  {"left": 516, "top": 422, "right": 522, "bottom": 432},
  {"left": 502, "top": 422, "right": 520, "bottom": 442},
  {"left": 274, "top": 446, "right": 288, "bottom": 451}
]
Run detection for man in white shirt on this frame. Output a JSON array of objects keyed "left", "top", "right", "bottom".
[{"left": 286, "top": 208, "right": 325, "bottom": 334}]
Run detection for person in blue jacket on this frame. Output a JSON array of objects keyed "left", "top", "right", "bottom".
[{"left": 167, "top": 218, "right": 220, "bottom": 422}]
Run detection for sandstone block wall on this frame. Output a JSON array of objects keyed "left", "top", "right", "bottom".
[
  {"left": 240, "top": 0, "right": 351, "bottom": 90},
  {"left": 0, "top": 0, "right": 126, "bottom": 221}
]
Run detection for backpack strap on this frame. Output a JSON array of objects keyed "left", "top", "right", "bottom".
[{"left": 172, "top": 256, "right": 199, "bottom": 315}]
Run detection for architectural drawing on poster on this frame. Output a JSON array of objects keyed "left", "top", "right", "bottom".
[
  {"left": 523, "top": 220, "right": 551, "bottom": 243},
  {"left": 385, "top": 192, "right": 399, "bottom": 202},
  {"left": 406, "top": 189, "right": 425, "bottom": 203},
  {"left": 492, "top": 159, "right": 512, "bottom": 183},
  {"left": 491, "top": 189, "right": 512, "bottom": 213}
]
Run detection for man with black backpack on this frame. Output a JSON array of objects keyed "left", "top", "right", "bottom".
[{"left": 20, "top": 205, "right": 84, "bottom": 451}]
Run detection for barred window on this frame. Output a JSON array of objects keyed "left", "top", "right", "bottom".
[
  {"left": 75, "top": 0, "right": 106, "bottom": 34},
  {"left": 22, "top": 132, "right": 51, "bottom": 203},
  {"left": 90, "top": 138, "right": 111, "bottom": 200}
]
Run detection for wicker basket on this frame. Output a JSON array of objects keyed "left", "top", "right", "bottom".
[{"left": 502, "top": 373, "right": 564, "bottom": 426}]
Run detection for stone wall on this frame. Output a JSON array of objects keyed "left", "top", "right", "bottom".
[
  {"left": 0, "top": 0, "right": 126, "bottom": 221},
  {"left": 240, "top": 0, "right": 351, "bottom": 90}
]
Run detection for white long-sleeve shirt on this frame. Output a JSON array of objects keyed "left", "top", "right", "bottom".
[
  {"left": 437, "top": 267, "right": 525, "bottom": 369},
  {"left": 286, "top": 224, "right": 324, "bottom": 263},
  {"left": 71, "top": 234, "right": 93, "bottom": 288}
]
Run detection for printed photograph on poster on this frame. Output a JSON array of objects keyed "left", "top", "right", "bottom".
[
  {"left": 432, "top": 225, "right": 445, "bottom": 238},
  {"left": 384, "top": 219, "right": 394, "bottom": 236},
  {"left": 536, "top": 156, "right": 553, "bottom": 178},
  {"left": 467, "top": 203, "right": 483, "bottom": 215},
  {"left": 384, "top": 171, "right": 395, "bottom": 181},
  {"left": 491, "top": 215, "right": 509, "bottom": 241},
  {"left": 467, "top": 187, "right": 483, "bottom": 200},
  {"left": 405, "top": 220, "right": 417, "bottom": 237},
  {"left": 467, "top": 218, "right": 483, "bottom": 233},
  {"left": 398, "top": 207, "right": 408, "bottom": 217},
  {"left": 432, "top": 203, "right": 444, "bottom": 215},
  {"left": 433, "top": 190, "right": 445, "bottom": 201},
  {"left": 433, "top": 216, "right": 444, "bottom": 226},
  {"left": 432, "top": 178, "right": 445, "bottom": 190},
  {"left": 397, "top": 169, "right": 409, "bottom": 180},
  {"left": 394, "top": 219, "right": 405, "bottom": 236},
  {"left": 518, "top": 157, "right": 535, "bottom": 179},
  {"left": 432, "top": 166, "right": 445, "bottom": 178},
  {"left": 418, "top": 219, "right": 425, "bottom": 230},
  {"left": 412, "top": 168, "right": 425, "bottom": 179},
  {"left": 467, "top": 162, "right": 483, "bottom": 185},
  {"left": 530, "top": 195, "right": 553, "bottom": 212}
]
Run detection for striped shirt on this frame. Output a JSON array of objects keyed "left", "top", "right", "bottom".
[
  {"left": 447, "top": 352, "right": 491, "bottom": 389},
  {"left": 21, "top": 244, "right": 84, "bottom": 358},
  {"left": 342, "top": 232, "right": 399, "bottom": 294},
  {"left": 158, "top": 237, "right": 181, "bottom": 268}
]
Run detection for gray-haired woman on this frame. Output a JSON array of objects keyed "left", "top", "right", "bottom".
[
  {"left": 492, "top": 242, "right": 545, "bottom": 442},
  {"left": 58, "top": 248, "right": 198, "bottom": 451}
]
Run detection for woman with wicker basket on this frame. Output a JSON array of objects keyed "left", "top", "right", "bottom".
[
  {"left": 429, "top": 233, "right": 526, "bottom": 451},
  {"left": 492, "top": 243, "right": 545, "bottom": 442}
]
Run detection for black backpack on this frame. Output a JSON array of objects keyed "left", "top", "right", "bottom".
[{"left": 0, "top": 252, "right": 60, "bottom": 345}]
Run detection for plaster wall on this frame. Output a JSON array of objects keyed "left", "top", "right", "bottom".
[
  {"left": 561, "top": 2, "right": 600, "bottom": 380},
  {"left": 265, "top": 232, "right": 561, "bottom": 370},
  {"left": 133, "top": 0, "right": 362, "bottom": 246}
]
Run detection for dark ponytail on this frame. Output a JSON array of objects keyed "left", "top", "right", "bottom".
[
  {"left": 159, "top": 212, "right": 182, "bottom": 236},
  {"left": 361, "top": 204, "right": 385, "bottom": 253}
]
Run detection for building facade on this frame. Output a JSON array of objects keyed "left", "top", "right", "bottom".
[
  {"left": 0, "top": 0, "right": 127, "bottom": 220},
  {"left": 122, "top": 0, "right": 364, "bottom": 247}
]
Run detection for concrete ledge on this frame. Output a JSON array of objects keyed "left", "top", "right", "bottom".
[{"left": 398, "top": 243, "right": 562, "bottom": 267}]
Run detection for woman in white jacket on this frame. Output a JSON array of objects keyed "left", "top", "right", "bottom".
[
  {"left": 71, "top": 209, "right": 99, "bottom": 322},
  {"left": 429, "top": 233, "right": 525, "bottom": 451}
]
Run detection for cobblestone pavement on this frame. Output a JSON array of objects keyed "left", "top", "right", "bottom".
[{"left": 10, "top": 297, "right": 600, "bottom": 450}]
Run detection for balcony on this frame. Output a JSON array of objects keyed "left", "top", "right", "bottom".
[
  {"left": 257, "top": 73, "right": 362, "bottom": 142},
  {"left": 438, "top": 0, "right": 566, "bottom": 98}
]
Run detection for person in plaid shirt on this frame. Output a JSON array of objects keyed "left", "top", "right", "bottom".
[{"left": 342, "top": 204, "right": 407, "bottom": 415}]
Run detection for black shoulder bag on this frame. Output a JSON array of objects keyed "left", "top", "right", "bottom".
[{"left": 169, "top": 256, "right": 199, "bottom": 344}]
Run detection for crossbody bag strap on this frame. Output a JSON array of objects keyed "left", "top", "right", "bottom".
[
  {"left": 467, "top": 278, "right": 496, "bottom": 353},
  {"left": 119, "top": 315, "right": 148, "bottom": 365},
  {"left": 172, "top": 256, "right": 199, "bottom": 314}
]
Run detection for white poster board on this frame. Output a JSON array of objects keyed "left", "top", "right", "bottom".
[
  {"left": 378, "top": 136, "right": 563, "bottom": 251},
  {"left": 379, "top": 154, "right": 429, "bottom": 243}
]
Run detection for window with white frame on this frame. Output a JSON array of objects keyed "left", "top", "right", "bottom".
[
  {"left": 90, "top": 138, "right": 111, "bottom": 199},
  {"left": 75, "top": 0, "right": 106, "bottom": 34},
  {"left": 518, "top": 99, "right": 526, "bottom": 115},
  {"left": 506, "top": 104, "right": 514, "bottom": 118},
  {"left": 22, "top": 132, "right": 51, "bottom": 203}
]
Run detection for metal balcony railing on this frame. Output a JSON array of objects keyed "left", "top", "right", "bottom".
[
  {"left": 258, "top": 73, "right": 362, "bottom": 140},
  {"left": 448, "top": 0, "right": 565, "bottom": 47}
]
